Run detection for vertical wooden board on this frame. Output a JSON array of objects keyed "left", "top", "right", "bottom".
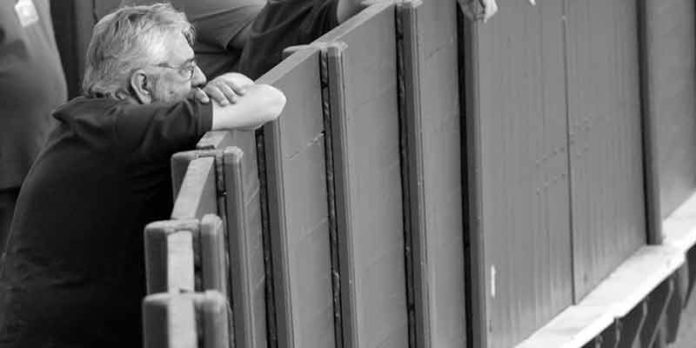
[
  {"left": 143, "top": 292, "right": 231, "bottom": 348},
  {"left": 257, "top": 48, "right": 336, "bottom": 348},
  {"left": 195, "top": 291, "right": 232, "bottom": 348},
  {"left": 200, "top": 214, "right": 227, "bottom": 295},
  {"left": 474, "top": 1, "right": 573, "bottom": 346},
  {"left": 142, "top": 293, "right": 198, "bottom": 348},
  {"left": 565, "top": 0, "right": 646, "bottom": 299},
  {"left": 222, "top": 146, "right": 267, "bottom": 348},
  {"left": 417, "top": 0, "right": 466, "bottom": 346},
  {"left": 171, "top": 157, "right": 218, "bottom": 220},
  {"left": 233, "top": 131, "right": 268, "bottom": 348},
  {"left": 645, "top": 1, "right": 696, "bottom": 218},
  {"left": 144, "top": 220, "right": 199, "bottom": 294},
  {"left": 400, "top": 0, "right": 467, "bottom": 346},
  {"left": 221, "top": 147, "right": 250, "bottom": 347},
  {"left": 319, "top": 4, "right": 409, "bottom": 347}
]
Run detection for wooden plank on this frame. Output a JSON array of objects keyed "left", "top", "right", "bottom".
[
  {"left": 257, "top": 47, "right": 336, "bottom": 348},
  {"left": 171, "top": 157, "right": 218, "bottom": 220},
  {"left": 470, "top": 0, "right": 574, "bottom": 346},
  {"left": 398, "top": 0, "right": 466, "bottom": 347},
  {"left": 170, "top": 151, "right": 195, "bottom": 199},
  {"left": 195, "top": 291, "right": 232, "bottom": 348},
  {"left": 319, "top": 4, "right": 409, "bottom": 347},
  {"left": 222, "top": 145, "right": 267, "bottom": 348},
  {"left": 641, "top": 1, "right": 696, "bottom": 218},
  {"left": 637, "top": 0, "right": 662, "bottom": 245},
  {"left": 143, "top": 291, "right": 231, "bottom": 348},
  {"left": 144, "top": 216, "right": 225, "bottom": 295},
  {"left": 565, "top": 0, "right": 647, "bottom": 299},
  {"left": 197, "top": 131, "right": 236, "bottom": 151},
  {"left": 144, "top": 219, "right": 199, "bottom": 294},
  {"left": 200, "top": 214, "right": 227, "bottom": 295},
  {"left": 143, "top": 293, "right": 197, "bottom": 348},
  {"left": 460, "top": 5, "right": 488, "bottom": 348}
]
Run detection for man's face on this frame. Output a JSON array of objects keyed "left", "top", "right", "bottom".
[{"left": 147, "top": 33, "right": 206, "bottom": 103}]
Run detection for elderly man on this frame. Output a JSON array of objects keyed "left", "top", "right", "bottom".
[{"left": 0, "top": 4, "right": 285, "bottom": 347}]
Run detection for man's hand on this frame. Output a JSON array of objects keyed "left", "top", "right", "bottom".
[
  {"left": 459, "top": 0, "right": 498, "bottom": 23},
  {"left": 211, "top": 84, "right": 287, "bottom": 131},
  {"left": 193, "top": 73, "right": 255, "bottom": 106}
]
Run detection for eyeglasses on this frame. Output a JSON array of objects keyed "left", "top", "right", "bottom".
[{"left": 152, "top": 60, "right": 198, "bottom": 80}]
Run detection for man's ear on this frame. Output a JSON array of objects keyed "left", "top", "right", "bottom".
[{"left": 129, "top": 70, "right": 153, "bottom": 104}]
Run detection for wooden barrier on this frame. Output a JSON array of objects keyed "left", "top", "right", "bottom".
[
  {"left": 171, "top": 157, "right": 218, "bottom": 220},
  {"left": 565, "top": 0, "right": 646, "bottom": 297},
  {"left": 136, "top": 1, "right": 696, "bottom": 347},
  {"left": 463, "top": 0, "right": 652, "bottom": 345},
  {"left": 396, "top": 0, "right": 467, "bottom": 346},
  {"left": 144, "top": 215, "right": 226, "bottom": 295},
  {"left": 642, "top": 0, "right": 696, "bottom": 219},
  {"left": 143, "top": 291, "right": 230, "bottom": 348},
  {"left": 257, "top": 47, "right": 336, "bottom": 347},
  {"left": 463, "top": 0, "right": 574, "bottom": 345},
  {"left": 316, "top": 3, "right": 409, "bottom": 347},
  {"left": 145, "top": 130, "right": 267, "bottom": 347}
]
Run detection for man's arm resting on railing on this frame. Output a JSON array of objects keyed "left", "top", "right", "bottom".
[{"left": 209, "top": 75, "right": 287, "bottom": 131}]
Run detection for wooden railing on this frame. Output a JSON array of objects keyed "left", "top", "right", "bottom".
[
  {"left": 143, "top": 129, "right": 266, "bottom": 348},
  {"left": 140, "top": 0, "right": 696, "bottom": 347}
]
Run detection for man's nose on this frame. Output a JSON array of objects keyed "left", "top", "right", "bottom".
[{"left": 191, "top": 65, "right": 207, "bottom": 87}]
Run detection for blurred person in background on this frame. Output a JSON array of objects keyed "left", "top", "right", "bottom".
[
  {"left": 130, "top": 0, "right": 368, "bottom": 79},
  {"left": 0, "top": 0, "right": 67, "bottom": 254},
  {"left": 127, "top": 0, "right": 267, "bottom": 79}
]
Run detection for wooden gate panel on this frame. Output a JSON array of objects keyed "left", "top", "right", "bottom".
[
  {"left": 565, "top": 0, "right": 646, "bottom": 300},
  {"left": 258, "top": 48, "right": 336, "bottom": 348},
  {"left": 643, "top": 1, "right": 696, "bottom": 218},
  {"left": 319, "top": 4, "right": 409, "bottom": 347},
  {"left": 470, "top": 1, "right": 574, "bottom": 346},
  {"left": 399, "top": 0, "right": 467, "bottom": 347},
  {"left": 226, "top": 131, "right": 268, "bottom": 348}
]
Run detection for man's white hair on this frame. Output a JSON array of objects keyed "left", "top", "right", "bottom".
[{"left": 82, "top": 3, "right": 195, "bottom": 98}]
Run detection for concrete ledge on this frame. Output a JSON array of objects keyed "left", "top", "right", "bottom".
[
  {"left": 663, "top": 192, "right": 696, "bottom": 253},
  {"left": 516, "top": 246, "right": 683, "bottom": 348},
  {"left": 516, "top": 192, "right": 696, "bottom": 348}
]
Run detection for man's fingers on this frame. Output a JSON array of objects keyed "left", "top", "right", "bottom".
[
  {"left": 218, "top": 83, "right": 241, "bottom": 103},
  {"left": 458, "top": 0, "right": 477, "bottom": 20},
  {"left": 480, "top": 0, "right": 498, "bottom": 22},
  {"left": 203, "top": 85, "right": 230, "bottom": 106},
  {"left": 193, "top": 87, "right": 210, "bottom": 103},
  {"left": 229, "top": 83, "right": 247, "bottom": 96}
]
